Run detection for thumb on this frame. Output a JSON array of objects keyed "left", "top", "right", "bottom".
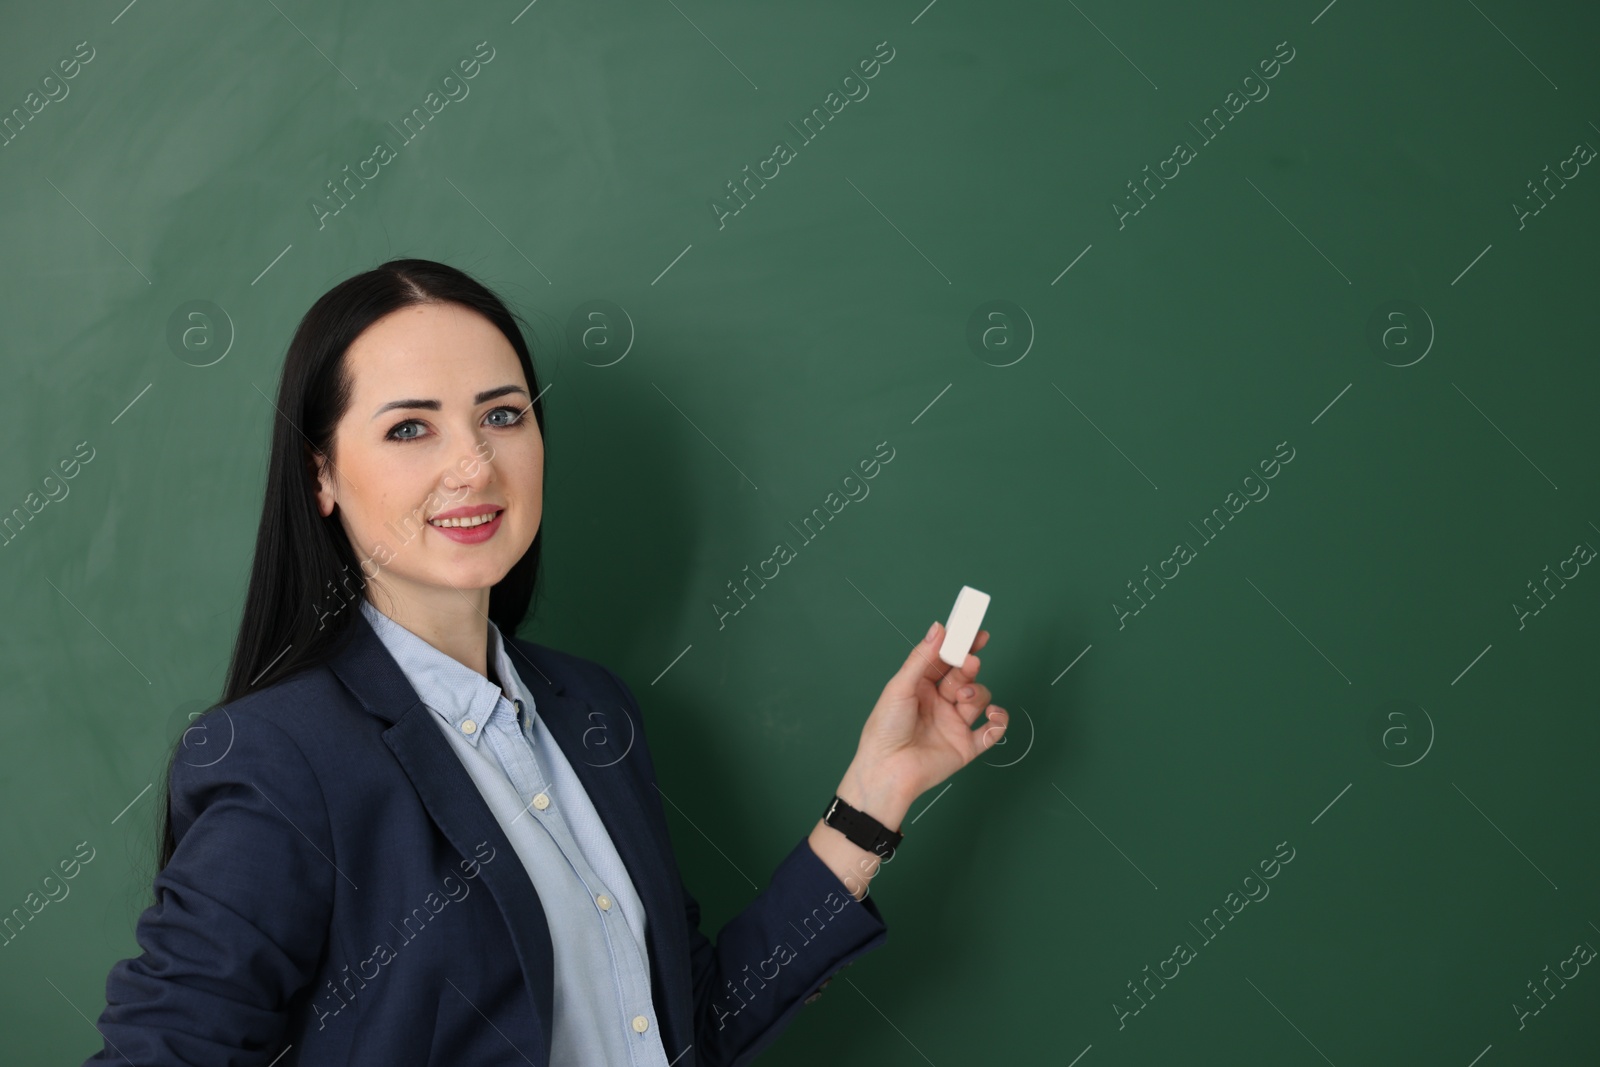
[{"left": 891, "top": 620, "right": 947, "bottom": 692}]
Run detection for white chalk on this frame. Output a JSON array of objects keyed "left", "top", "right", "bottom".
[{"left": 938, "top": 585, "right": 990, "bottom": 667}]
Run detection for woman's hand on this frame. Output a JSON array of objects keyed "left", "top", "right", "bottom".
[
  {"left": 835, "top": 620, "right": 1007, "bottom": 830},
  {"left": 808, "top": 620, "right": 1006, "bottom": 898}
]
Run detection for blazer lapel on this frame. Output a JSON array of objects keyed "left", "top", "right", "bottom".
[{"left": 328, "top": 611, "right": 556, "bottom": 1065}]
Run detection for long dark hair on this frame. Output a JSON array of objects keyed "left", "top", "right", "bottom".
[{"left": 156, "top": 258, "right": 546, "bottom": 875}]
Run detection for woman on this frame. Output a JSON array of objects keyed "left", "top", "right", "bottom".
[{"left": 84, "top": 259, "right": 1007, "bottom": 1066}]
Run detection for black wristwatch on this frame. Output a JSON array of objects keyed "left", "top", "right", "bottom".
[{"left": 822, "top": 794, "right": 904, "bottom": 861}]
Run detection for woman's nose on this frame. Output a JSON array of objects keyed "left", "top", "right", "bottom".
[{"left": 444, "top": 430, "right": 495, "bottom": 490}]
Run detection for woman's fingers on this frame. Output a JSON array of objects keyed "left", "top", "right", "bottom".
[
  {"left": 949, "top": 631, "right": 990, "bottom": 680},
  {"left": 974, "top": 705, "right": 1008, "bottom": 755},
  {"left": 893, "top": 623, "right": 993, "bottom": 704},
  {"left": 938, "top": 654, "right": 983, "bottom": 696},
  {"left": 948, "top": 680, "right": 992, "bottom": 725}
]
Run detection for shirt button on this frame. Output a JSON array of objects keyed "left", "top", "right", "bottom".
[
  {"left": 631, "top": 1015, "right": 649, "bottom": 1033},
  {"left": 596, "top": 894, "right": 612, "bottom": 911},
  {"left": 531, "top": 793, "right": 550, "bottom": 810},
  {"left": 461, "top": 720, "right": 477, "bottom": 734}
]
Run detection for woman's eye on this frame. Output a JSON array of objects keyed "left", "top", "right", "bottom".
[
  {"left": 486, "top": 406, "right": 526, "bottom": 427},
  {"left": 387, "top": 420, "right": 424, "bottom": 441}
]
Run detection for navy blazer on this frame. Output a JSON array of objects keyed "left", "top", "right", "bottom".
[{"left": 85, "top": 609, "right": 888, "bottom": 1066}]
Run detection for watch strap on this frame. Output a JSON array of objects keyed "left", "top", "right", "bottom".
[{"left": 822, "top": 794, "right": 904, "bottom": 861}]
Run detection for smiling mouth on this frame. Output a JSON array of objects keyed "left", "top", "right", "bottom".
[{"left": 428, "top": 509, "right": 503, "bottom": 529}]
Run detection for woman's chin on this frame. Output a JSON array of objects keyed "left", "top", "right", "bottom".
[{"left": 416, "top": 555, "right": 512, "bottom": 591}]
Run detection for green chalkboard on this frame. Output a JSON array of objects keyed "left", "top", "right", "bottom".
[{"left": 3, "top": 0, "right": 1598, "bottom": 1062}]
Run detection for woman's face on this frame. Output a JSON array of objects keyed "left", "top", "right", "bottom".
[{"left": 313, "top": 301, "right": 543, "bottom": 611}]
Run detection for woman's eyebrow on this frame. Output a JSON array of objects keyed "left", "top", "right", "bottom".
[{"left": 371, "top": 384, "right": 529, "bottom": 420}]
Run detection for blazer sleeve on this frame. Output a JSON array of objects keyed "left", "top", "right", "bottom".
[
  {"left": 83, "top": 709, "right": 336, "bottom": 1066},
  {"left": 599, "top": 665, "right": 890, "bottom": 1067}
]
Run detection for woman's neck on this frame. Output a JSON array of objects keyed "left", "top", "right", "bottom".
[{"left": 366, "top": 583, "right": 494, "bottom": 677}]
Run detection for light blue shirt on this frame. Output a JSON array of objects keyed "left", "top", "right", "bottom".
[{"left": 359, "top": 599, "right": 670, "bottom": 1067}]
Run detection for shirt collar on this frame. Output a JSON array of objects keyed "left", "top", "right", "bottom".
[{"left": 358, "top": 599, "right": 529, "bottom": 747}]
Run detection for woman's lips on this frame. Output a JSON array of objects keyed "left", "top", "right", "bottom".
[{"left": 430, "top": 509, "right": 503, "bottom": 545}]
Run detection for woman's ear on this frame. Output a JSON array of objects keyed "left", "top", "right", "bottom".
[{"left": 307, "top": 446, "right": 337, "bottom": 518}]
